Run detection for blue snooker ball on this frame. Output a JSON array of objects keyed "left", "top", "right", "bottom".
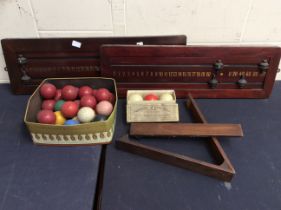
[{"left": 64, "top": 119, "right": 79, "bottom": 126}]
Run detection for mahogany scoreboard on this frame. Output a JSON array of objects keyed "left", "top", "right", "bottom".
[
  {"left": 1, "top": 35, "right": 186, "bottom": 94},
  {"left": 2, "top": 36, "right": 280, "bottom": 98},
  {"left": 101, "top": 45, "right": 281, "bottom": 98}
]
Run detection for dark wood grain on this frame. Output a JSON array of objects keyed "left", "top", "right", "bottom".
[
  {"left": 101, "top": 45, "right": 281, "bottom": 98},
  {"left": 186, "top": 94, "right": 236, "bottom": 175},
  {"left": 1, "top": 35, "right": 186, "bottom": 94},
  {"left": 116, "top": 135, "right": 234, "bottom": 181},
  {"left": 130, "top": 123, "right": 243, "bottom": 137},
  {"left": 116, "top": 94, "right": 236, "bottom": 181}
]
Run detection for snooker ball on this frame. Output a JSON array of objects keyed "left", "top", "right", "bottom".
[
  {"left": 160, "top": 93, "right": 174, "bottom": 101},
  {"left": 95, "top": 88, "right": 111, "bottom": 102},
  {"left": 108, "top": 93, "right": 116, "bottom": 104},
  {"left": 37, "top": 110, "right": 56, "bottom": 124},
  {"left": 96, "top": 101, "right": 113, "bottom": 116},
  {"left": 54, "top": 111, "right": 66, "bottom": 125},
  {"left": 72, "top": 116, "right": 79, "bottom": 121},
  {"left": 54, "top": 100, "right": 65, "bottom": 111},
  {"left": 94, "top": 115, "right": 108, "bottom": 122},
  {"left": 79, "top": 86, "right": 92, "bottom": 98},
  {"left": 64, "top": 119, "right": 79, "bottom": 126},
  {"left": 77, "top": 107, "right": 96, "bottom": 123},
  {"left": 74, "top": 100, "right": 80, "bottom": 108},
  {"left": 61, "top": 101, "right": 79, "bottom": 118},
  {"left": 54, "top": 89, "right": 62, "bottom": 101},
  {"left": 41, "top": 99, "right": 56, "bottom": 111},
  {"left": 40, "top": 83, "right": 56, "bottom": 99},
  {"left": 80, "top": 95, "right": 97, "bottom": 109},
  {"left": 144, "top": 93, "right": 159, "bottom": 101},
  {"left": 128, "top": 93, "right": 143, "bottom": 102},
  {"left": 92, "top": 89, "right": 98, "bottom": 97},
  {"left": 61, "top": 85, "right": 78, "bottom": 101}
]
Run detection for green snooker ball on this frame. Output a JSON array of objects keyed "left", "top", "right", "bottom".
[{"left": 54, "top": 100, "right": 65, "bottom": 111}]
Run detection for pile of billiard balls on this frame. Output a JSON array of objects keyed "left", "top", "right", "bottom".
[
  {"left": 128, "top": 93, "right": 174, "bottom": 102},
  {"left": 37, "top": 83, "right": 115, "bottom": 125}
]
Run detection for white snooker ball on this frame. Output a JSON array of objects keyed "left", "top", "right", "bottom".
[
  {"left": 77, "top": 107, "right": 96, "bottom": 123},
  {"left": 128, "top": 94, "right": 143, "bottom": 102},
  {"left": 160, "top": 93, "right": 174, "bottom": 101}
]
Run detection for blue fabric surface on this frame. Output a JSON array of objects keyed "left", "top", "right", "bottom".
[
  {"left": 102, "top": 82, "right": 281, "bottom": 210},
  {"left": 0, "top": 85, "right": 101, "bottom": 210}
]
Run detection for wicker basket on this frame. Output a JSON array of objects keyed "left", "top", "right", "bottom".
[{"left": 24, "top": 77, "right": 117, "bottom": 146}]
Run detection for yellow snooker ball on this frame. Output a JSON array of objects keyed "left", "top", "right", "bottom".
[{"left": 54, "top": 111, "right": 66, "bottom": 125}]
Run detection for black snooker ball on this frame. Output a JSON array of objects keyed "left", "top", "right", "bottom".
[{"left": 94, "top": 115, "right": 108, "bottom": 122}]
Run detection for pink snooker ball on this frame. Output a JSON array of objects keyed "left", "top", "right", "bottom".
[{"left": 96, "top": 101, "right": 113, "bottom": 116}]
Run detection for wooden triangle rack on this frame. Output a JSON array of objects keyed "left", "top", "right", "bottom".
[{"left": 116, "top": 95, "right": 236, "bottom": 181}]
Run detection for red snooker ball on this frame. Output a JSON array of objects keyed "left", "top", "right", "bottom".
[
  {"left": 41, "top": 99, "right": 56, "bottom": 111},
  {"left": 74, "top": 100, "right": 80, "bottom": 108},
  {"left": 61, "top": 101, "right": 79, "bottom": 118},
  {"left": 61, "top": 85, "right": 78, "bottom": 101},
  {"left": 40, "top": 83, "right": 56, "bottom": 99},
  {"left": 79, "top": 86, "right": 93, "bottom": 98},
  {"left": 144, "top": 93, "right": 159, "bottom": 101},
  {"left": 95, "top": 88, "right": 111, "bottom": 102},
  {"left": 108, "top": 93, "right": 115, "bottom": 104},
  {"left": 80, "top": 95, "right": 97, "bottom": 109},
  {"left": 92, "top": 89, "right": 98, "bottom": 97},
  {"left": 37, "top": 110, "right": 56, "bottom": 124},
  {"left": 54, "top": 89, "right": 62, "bottom": 101},
  {"left": 96, "top": 101, "right": 113, "bottom": 116}
]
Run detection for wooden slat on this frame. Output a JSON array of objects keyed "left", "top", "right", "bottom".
[
  {"left": 130, "top": 123, "right": 243, "bottom": 137},
  {"left": 116, "top": 135, "right": 234, "bottom": 181}
]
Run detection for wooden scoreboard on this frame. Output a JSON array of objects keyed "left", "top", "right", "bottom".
[
  {"left": 1, "top": 35, "right": 186, "bottom": 94},
  {"left": 2, "top": 36, "right": 280, "bottom": 98},
  {"left": 100, "top": 45, "right": 281, "bottom": 98}
]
